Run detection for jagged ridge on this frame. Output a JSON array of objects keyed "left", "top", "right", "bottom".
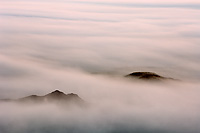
[{"left": 1, "top": 90, "right": 85, "bottom": 107}]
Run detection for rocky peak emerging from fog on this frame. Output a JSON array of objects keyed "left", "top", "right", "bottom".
[
  {"left": 44, "top": 90, "right": 81, "bottom": 101},
  {"left": 0, "top": 90, "right": 85, "bottom": 107},
  {"left": 46, "top": 90, "right": 78, "bottom": 98},
  {"left": 125, "top": 72, "right": 174, "bottom": 81},
  {"left": 45, "top": 90, "right": 66, "bottom": 98},
  {"left": 50, "top": 90, "right": 65, "bottom": 94}
]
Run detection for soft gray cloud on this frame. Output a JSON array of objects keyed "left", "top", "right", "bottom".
[
  {"left": 70, "top": 1, "right": 200, "bottom": 10},
  {"left": 0, "top": 72, "right": 200, "bottom": 133},
  {"left": 0, "top": 0, "right": 200, "bottom": 132}
]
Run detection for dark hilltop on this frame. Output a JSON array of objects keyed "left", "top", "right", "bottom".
[
  {"left": 125, "top": 72, "right": 175, "bottom": 81},
  {"left": 0, "top": 90, "right": 85, "bottom": 107}
]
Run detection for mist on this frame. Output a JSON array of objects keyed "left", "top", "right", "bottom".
[
  {"left": 1, "top": 0, "right": 200, "bottom": 132},
  {"left": 0, "top": 67, "right": 200, "bottom": 133},
  {"left": 0, "top": 73, "right": 200, "bottom": 133}
]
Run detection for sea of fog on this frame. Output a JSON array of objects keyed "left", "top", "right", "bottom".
[
  {"left": 1, "top": 0, "right": 200, "bottom": 132},
  {"left": 0, "top": 69, "right": 200, "bottom": 133}
]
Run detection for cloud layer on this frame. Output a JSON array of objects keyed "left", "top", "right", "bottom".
[
  {"left": 0, "top": 74, "right": 200, "bottom": 133},
  {"left": 0, "top": 0, "right": 200, "bottom": 132},
  {"left": 1, "top": 0, "right": 200, "bottom": 80}
]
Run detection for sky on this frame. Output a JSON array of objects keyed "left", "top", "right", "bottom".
[{"left": 0, "top": 0, "right": 200, "bottom": 132}]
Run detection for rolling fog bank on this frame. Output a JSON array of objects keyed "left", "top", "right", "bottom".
[
  {"left": 0, "top": 69, "right": 200, "bottom": 133},
  {"left": 1, "top": 0, "right": 200, "bottom": 132}
]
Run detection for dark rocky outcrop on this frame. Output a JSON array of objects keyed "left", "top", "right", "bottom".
[
  {"left": 1, "top": 90, "right": 86, "bottom": 107},
  {"left": 125, "top": 72, "right": 174, "bottom": 81}
]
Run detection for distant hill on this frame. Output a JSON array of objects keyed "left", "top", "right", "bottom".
[
  {"left": 125, "top": 72, "right": 174, "bottom": 81},
  {"left": 0, "top": 90, "right": 86, "bottom": 107}
]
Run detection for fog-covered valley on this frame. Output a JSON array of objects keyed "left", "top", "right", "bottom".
[
  {"left": 1, "top": 0, "right": 200, "bottom": 132},
  {"left": 0, "top": 69, "right": 200, "bottom": 133}
]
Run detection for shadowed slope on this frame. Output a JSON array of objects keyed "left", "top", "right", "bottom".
[
  {"left": 125, "top": 72, "right": 174, "bottom": 81},
  {"left": 1, "top": 90, "right": 85, "bottom": 107}
]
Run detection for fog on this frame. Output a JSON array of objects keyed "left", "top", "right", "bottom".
[
  {"left": 0, "top": 0, "right": 200, "bottom": 132},
  {"left": 0, "top": 74, "right": 200, "bottom": 133}
]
